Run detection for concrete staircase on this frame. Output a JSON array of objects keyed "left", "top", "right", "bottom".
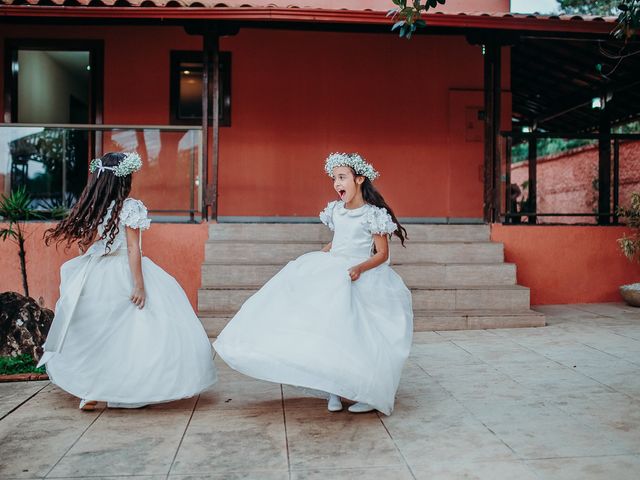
[{"left": 199, "top": 224, "right": 545, "bottom": 336}]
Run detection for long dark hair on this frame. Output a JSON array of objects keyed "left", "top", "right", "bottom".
[
  {"left": 349, "top": 169, "right": 408, "bottom": 247},
  {"left": 44, "top": 152, "right": 132, "bottom": 252}
]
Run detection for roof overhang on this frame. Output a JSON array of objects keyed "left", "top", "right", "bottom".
[{"left": 0, "top": 7, "right": 616, "bottom": 36}]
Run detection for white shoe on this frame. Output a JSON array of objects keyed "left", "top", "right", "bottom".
[
  {"left": 348, "top": 402, "right": 375, "bottom": 413},
  {"left": 327, "top": 394, "right": 343, "bottom": 412},
  {"left": 78, "top": 399, "right": 97, "bottom": 411},
  {"left": 107, "top": 402, "right": 148, "bottom": 409}
]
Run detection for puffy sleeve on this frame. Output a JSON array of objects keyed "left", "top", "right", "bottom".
[
  {"left": 120, "top": 198, "right": 151, "bottom": 231},
  {"left": 319, "top": 200, "right": 338, "bottom": 231},
  {"left": 365, "top": 205, "right": 397, "bottom": 236}
]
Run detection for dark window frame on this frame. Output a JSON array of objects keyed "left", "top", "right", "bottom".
[
  {"left": 3, "top": 38, "right": 104, "bottom": 125},
  {"left": 169, "top": 50, "right": 231, "bottom": 127}
]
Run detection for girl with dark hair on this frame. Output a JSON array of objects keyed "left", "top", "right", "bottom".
[
  {"left": 40, "top": 152, "right": 217, "bottom": 410},
  {"left": 215, "top": 153, "right": 413, "bottom": 415}
]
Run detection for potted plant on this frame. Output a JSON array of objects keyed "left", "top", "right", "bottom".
[{"left": 617, "top": 192, "right": 640, "bottom": 307}]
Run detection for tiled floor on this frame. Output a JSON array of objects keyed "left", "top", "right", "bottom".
[{"left": 1, "top": 303, "right": 639, "bottom": 479}]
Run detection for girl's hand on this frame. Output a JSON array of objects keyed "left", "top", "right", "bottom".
[
  {"left": 131, "top": 286, "right": 146, "bottom": 309},
  {"left": 348, "top": 266, "right": 363, "bottom": 282}
]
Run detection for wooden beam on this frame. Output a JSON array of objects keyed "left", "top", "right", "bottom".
[
  {"left": 483, "top": 42, "right": 502, "bottom": 223},
  {"left": 211, "top": 33, "right": 221, "bottom": 221},
  {"left": 201, "top": 32, "right": 212, "bottom": 221}
]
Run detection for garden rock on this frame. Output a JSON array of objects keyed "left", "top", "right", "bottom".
[{"left": 0, "top": 292, "right": 53, "bottom": 361}]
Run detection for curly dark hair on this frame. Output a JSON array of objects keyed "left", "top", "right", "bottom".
[
  {"left": 44, "top": 152, "right": 133, "bottom": 252},
  {"left": 341, "top": 167, "right": 408, "bottom": 247}
]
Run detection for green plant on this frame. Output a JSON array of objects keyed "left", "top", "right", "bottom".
[
  {"left": 0, "top": 354, "right": 45, "bottom": 375},
  {"left": 388, "top": 0, "right": 446, "bottom": 38},
  {"left": 613, "top": 1, "right": 640, "bottom": 39},
  {"left": 0, "top": 187, "right": 40, "bottom": 297},
  {"left": 617, "top": 192, "right": 640, "bottom": 263}
]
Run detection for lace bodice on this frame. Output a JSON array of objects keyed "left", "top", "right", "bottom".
[
  {"left": 86, "top": 198, "right": 151, "bottom": 256},
  {"left": 319, "top": 200, "right": 397, "bottom": 259}
]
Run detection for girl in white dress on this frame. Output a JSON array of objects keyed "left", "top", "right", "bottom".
[
  {"left": 214, "top": 153, "right": 413, "bottom": 415},
  {"left": 40, "top": 152, "right": 217, "bottom": 410}
]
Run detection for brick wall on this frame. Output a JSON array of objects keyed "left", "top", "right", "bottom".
[{"left": 511, "top": 141, "right": 640, "bottom": 224}]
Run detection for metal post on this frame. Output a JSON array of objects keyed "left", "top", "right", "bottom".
[
  {"left": 613, "top": 137, "right": 620, "bottom": 225},
  {"left": 527, "top": 135, "right": 537, "bottom": 224},
  {"left": 505, "top": 135, "right": 512, "bottom": 222},
  {"left": 598, "top": 98, "right": 611, "bottom": 225}
]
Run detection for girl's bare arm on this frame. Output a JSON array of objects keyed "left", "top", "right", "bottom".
[
  {"left": 125, "top": 226, "right": 146, "bottom": 309},
  {"left": 348, "top": 234, "right": 389, "bottom": 281}
]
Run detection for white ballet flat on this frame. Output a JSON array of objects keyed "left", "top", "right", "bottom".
[
  {"left": 107, "top": 402, "right": 148, "bottom": 409},
  {"left": 327, "top": 394, "right": 343, "bottom": 412},
  {"left": 348, "top": 402, "right": 375, "bottom": 413}
]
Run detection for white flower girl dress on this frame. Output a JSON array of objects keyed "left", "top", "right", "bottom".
[
  {"left": 214, "top": 200, "right": 413, "bottom": 415},
  {"left": 41, "top": 198, "right": 217, "bottom": 406}
]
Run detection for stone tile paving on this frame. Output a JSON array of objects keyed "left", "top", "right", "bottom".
[{"left": 0, "top": 303, "right": 639, "bottom": 480}]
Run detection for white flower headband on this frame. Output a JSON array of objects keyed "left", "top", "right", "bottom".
[
  {"left": 324, "top": 152, "right": 379, "bottom": 182},
  {"left": 89, "top": 152, "right": 143, "bottom": 177}
]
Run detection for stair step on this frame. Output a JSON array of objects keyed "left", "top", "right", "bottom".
[
  {"left": 204, "top": 241, "right": 504, "bottom": 265},
  {"left": 209, "top": 223, "right": 490, "bottom": 243},
  {"left": 198, "top": 285, "right": 530, "bottom": 313},
  {"left": 200, "top": 263, "right": 516, "bottom": 288},
  {"left": 200, "top": 309, "right": 545, "bottom": 337}
]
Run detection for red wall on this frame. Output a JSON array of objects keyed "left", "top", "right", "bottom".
[
  {"left": 0, "top": 222, "right": 207, "bottom": 310},
  {"left": 3, "top": 222, "right": 637, "bottom": 310},
  {"left": 492, "top": 224, "right": 639, "bottom": 305},
  {"left": 1, "top": 25, "right": 509, "bottom": 219}
]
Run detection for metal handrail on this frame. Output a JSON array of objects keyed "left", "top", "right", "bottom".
[{"left": 0, "top": 123, "right": 199, "bottom": 131}]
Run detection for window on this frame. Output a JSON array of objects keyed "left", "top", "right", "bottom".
[
  {"left": 170, "top": 51, "right": 231, "bottom": 126},
  {"left": 2, "top": 39, "right": 103, "bottom": 211}
]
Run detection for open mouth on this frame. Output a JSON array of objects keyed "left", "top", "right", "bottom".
[{"left": 338, "top": 189, "right": 346, "bottom": 199}]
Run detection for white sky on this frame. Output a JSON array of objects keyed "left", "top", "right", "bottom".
[{"left": 511, "top": 0, "right": 560, "bottom": 13}]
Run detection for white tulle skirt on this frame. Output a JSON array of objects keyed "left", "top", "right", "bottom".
[
  {"left": 46, "top": 253, "right": 217, "bottom": 404},
  {"left": 213, "top": 251, "right": 413, "bottom": 415}
]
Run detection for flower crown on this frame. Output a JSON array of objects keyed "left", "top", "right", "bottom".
[
  {"left": 89, "top": 152, "right": 143, "bottom": 177},
  {"left": 324, "top": 152, "right": 379, "bottom": 182}
]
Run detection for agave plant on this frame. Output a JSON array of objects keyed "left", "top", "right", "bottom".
[
  {"left": 0, "top": 187, "right": 40, "bottom": 297},
  {"left": 617, "top": 192, "right": 640, "bottom": 264}
]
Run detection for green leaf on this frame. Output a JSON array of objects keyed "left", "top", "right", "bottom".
[{"left": 392, "top": 20, "right": 406, "bottom": 31}]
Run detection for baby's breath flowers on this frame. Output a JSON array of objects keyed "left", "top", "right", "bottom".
[
  {"left": 324, "top": 153, "right": 379, "bottom": 182},
  {"left": 89, "top": 152, "right": 143, "bottom": 177}
]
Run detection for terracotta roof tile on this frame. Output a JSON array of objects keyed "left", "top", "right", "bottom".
[
  {"left": 0, "top": 0, "right": 617, "bottom": 19},
  {"left": 0, "top": 0, "right": 618, "bottom": 32}
]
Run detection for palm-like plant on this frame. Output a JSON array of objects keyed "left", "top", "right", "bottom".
[{"left": 0, "top": 187, "right": 39, "bottom": 297}]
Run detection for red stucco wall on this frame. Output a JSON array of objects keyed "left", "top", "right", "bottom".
[
  {"left": 492, "top": 224, "right": 639, "bottom": 305},
  {"left": 0, "top": 222, "right": 208, "bottom": 310},
  {"left": 0, "top": 25, "right": 510, "bottom": 220}
]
